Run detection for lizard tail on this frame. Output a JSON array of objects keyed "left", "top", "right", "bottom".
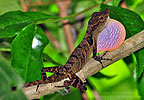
[{"left": 24, "top": 79, "right": 43, "bottom": 87}]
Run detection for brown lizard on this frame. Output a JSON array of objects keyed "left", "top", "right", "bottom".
[{"left": 24, "top": 9, "right": 126, "bottom": 94}]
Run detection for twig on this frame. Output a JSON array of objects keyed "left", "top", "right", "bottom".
[
  {"left": 93, "top": 90, "right": 102, "bottom": 100},
  {"left": 45, "top": 30, "right": 61, "bottom": 49},
  {"left": 81, "top": 92, "right": 89, "bottom": 100},
  {"left": 20, "top": 0, "right": 68, "bottom": 11},
  {"left": 24, "top": 30, "right": 144, "bottom": 99},
  {"left": 56, "top": 0, "right": 74, "bottom": 54},
  {"left": 27, "top": 0, "right": 68, "bottom": 7},
  {"left": 120, "top": 1, "right": 129, "bottom": 9},
  {"left": 20, "top": 0, "right": 28, "bottom": 12}
]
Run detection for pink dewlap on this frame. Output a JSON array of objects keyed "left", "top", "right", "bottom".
[{"left": 97, "top": 19, "right": 126, "bottom": 53}]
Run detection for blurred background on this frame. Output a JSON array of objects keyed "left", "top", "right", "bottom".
[{"left": 0, "top": 0, "right": 144, "bottom": 100}]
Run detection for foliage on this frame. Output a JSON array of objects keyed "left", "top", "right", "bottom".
[
  {"left": 0, "top": 0, "right": 144, "bottom": 100},
  {"left": 11, "top": 24, "right": 49, "bottom": 82},
  {"left": 0, "top": 57, "right": 28, "bottom": 100}
]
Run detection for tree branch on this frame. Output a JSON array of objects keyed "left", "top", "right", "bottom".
[
  {"left": 23, "top": 30, "right": 144, "bottom": 99},
  {"left": 57, "top": 0, "right": 74, "bottom": 54}
]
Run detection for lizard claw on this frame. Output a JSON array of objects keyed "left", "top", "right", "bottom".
[
  {"left": 79, "top": 84, "right": 87, "bottom": 93},
  {"left": 93, "top": 52, "right": 112, "bottom": 68},
  {"left": 57, "top": 87, "right": 71, "bottom": 95},
  {"left": 36, "top": 83, "right": 40, "bottom": 92}
]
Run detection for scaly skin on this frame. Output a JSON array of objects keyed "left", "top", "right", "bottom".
[{"left": 24, "top": 9, "right": 126, "bottom": 93}]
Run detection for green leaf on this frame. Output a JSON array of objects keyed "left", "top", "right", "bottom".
[
  {"left": 0, "top": 22, "right": 31, "bottom": 38},
  {"left": 0, "top": 42, "right": 10, "bottom": 52},
  {"left": 0, "top": 11, "right": 58, "bottom": 38},
  {"left": 135, "top": 49, "right": 144, "bottom": 78},
  {"left": 43, "top": 87, "right": 81, "bottom": 100},
  {"left": 11, "top": 24, "right": 49, "bottom": 82},
  {"left": 135, "top": 1, "right": 144, "bottom": 21},
  {"left": 100, "top": 78, "right": 140, "bottom": 100},
  {"left": 0, "top": 0, "right": 20, "bottom": 15},
  {"left": 138, "top": 73, "right": 144, "bottom": 100},
  {"left": 43, "top": 43, "right": 68, "bottom": 66},
  {"left": 43, "top": 53, "right": 63, "bottom": 66},
  {"left": 88, "top": 60, "right": 131, "bottom": 91},
  {"left": 92, "top": 72, "right": 116, "bottom": 79},
  {"left": 112, "top": 0, "right": 121, "bottom": 6},
  {"left": 101, "top": 4, "right": 144, "bottom": 38},
  {"left": 0, "top": 57, "right": 28, "bottom": 100}
]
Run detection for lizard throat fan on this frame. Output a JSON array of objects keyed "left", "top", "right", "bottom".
[{"left": 97, "top": 19, "right": 126, "bottom": 52}]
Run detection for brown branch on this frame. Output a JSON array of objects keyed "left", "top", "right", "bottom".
[
  {"left": 45, "top": 30, "right": 61, "bottom": 49},
  {"left": 20, "top": 0, "right": 28, "bottom": 12},
  {"left": 56, "top": 0, "right": 74, "bottom": 54},
  {"left": 120, "top": 1, "right": 129, "bottom": 9},
  {"left": 27, "top": 0, "right": 68, "bottom": 7},
  {"left": 23, "top": 30, "right": 144, "bottom": 99},
  {"left": 20, "top": 0, "right": 68, "bottom": 11},
  {"left": 81, "top": 92, "right": 89, "bottom": 100},
  {"left": 93, "top": 90, "right": 102, "bottom": 100}
]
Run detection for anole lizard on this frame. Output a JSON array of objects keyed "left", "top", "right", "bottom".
[{"left": 24, "top": 9, "right": 126, "bottom": 94}]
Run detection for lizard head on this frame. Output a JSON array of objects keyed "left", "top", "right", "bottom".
[{"left": 88, "top": 9, "right": 110, "bottom": 33}]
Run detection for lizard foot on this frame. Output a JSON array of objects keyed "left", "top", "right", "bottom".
[
  {"left": 66, "top": 73, "right": 87, "bottom": 93},
  {"left": 56, "top": 87, "right": 71, "bottom": 95},
  {"left": 93, "top": 51, "right": 112, "bottom": 68}
]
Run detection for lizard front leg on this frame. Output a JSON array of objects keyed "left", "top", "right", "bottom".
[{"left": 93, "top": 41, "right": 112, "bottom": 68}]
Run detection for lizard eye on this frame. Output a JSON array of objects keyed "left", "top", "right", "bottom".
[{"left": 100, "top": 17, "right": 103, "bottom": 20}]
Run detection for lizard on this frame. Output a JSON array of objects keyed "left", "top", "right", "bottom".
[{"left": 24, "top": 9, "right": 126, "bottom": 94}]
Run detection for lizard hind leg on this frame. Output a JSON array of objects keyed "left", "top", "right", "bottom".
[
  {"left": 55, "top": 73, "right": 87, "bottom": 94},
  {"left": 33, "top": 66, "right": 67, "bottom": 92},
  {"left": 66, "top": 73, "right": 87, "bottom": 93}
]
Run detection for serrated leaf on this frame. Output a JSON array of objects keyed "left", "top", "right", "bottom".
[
  {"left": 0, "top": 57, "right": 28, "bottom": 100},
  {"left": 0, "top": 11, "right": 58, "bottom": 38},
  {"left": 101, "top": 4, "right": 144, "bottom": 38},
  {"left": 11, "top": 24, "right": 49, "bottom": 82}
]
